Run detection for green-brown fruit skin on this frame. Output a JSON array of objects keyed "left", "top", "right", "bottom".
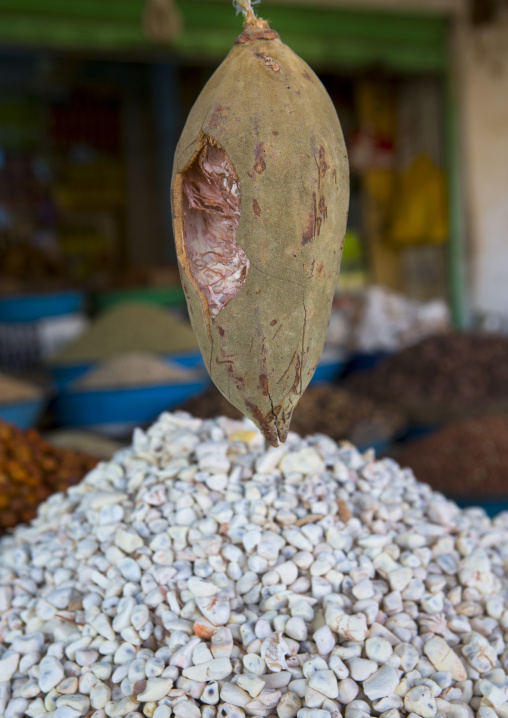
[{"left": 172, "top": 26, "right": 349, "bottom": 446}]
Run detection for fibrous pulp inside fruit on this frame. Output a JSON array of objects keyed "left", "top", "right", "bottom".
[{"left": 182, "top": 139, "right": 249, "bottom": 315}]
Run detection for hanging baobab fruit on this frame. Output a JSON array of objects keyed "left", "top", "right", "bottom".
[{"left": 171, "top": 0, "right": 349, "bottom": 446}]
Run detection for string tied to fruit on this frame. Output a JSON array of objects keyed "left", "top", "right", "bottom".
[{"left": 233, "top": 0, "right": 268, "bottom": 30}]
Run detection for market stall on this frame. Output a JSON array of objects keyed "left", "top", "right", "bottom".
[{"left": 0, "top": 5, "right": 508, "bottom": 718}]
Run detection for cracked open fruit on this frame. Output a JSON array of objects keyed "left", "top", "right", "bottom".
[{"left": 171, "top": 10, "right": 349, "bottom": 446}]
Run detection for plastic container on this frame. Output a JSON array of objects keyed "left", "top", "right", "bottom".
[
  {"left": 454, "top": 497, "right": 508, "bottom": 518},
  {"left": 50, "top": 351, "right": 206, "bottom": 391},
  {"left": 356, "top": 437, "right": 391, "bottom": 455},
  {"left": 53, "top": 377, "right": 210, "bottom": 437},
  {"left": 169, "top": 351, "right": 206, "bottom": 372},
  {"left": 310, "top": 349, "right": 347, "bottom": 384},
  {"left": 0, "top": 398, "right": 46, "bottom": 429},
  {"left": 0, "top": 292, "right": 87, "bottom": 372},
  {"left": 343, "top": 350, "right": 393, "bottom": 377},
  {"left": 0, "top": 291, "right": 85, "bottom": 323},
  {"left": 50, "top": 362, "right": 93, "bottom": 391},
  {"left": 311, "top": 359, "right": 346, "bottom": 384}
]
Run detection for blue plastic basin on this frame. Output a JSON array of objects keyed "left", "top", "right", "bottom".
[
  {"left": 310, "top": 358, "right": 346, "bottom": 384},
  {"left": 356, "top": 437, "right": 391, "bottom": 455},
  {"left": 50, "top": 362, "right": 93, "bottom": 391},
  {"left": 0, "top": 291, "right": 85, "bottom": 323},
  {"left": 343, "top": 350, "right": 393, "bottom": 377},
  {"left": 455, "top": 497, "right": 508, "bottom": 518},
  {"left": 169, "top": 351, "right": 206, "bottom": 371},
  {"left": 50, "top": 351, "right": 206, "bottom": 391},
  {"left": 54, "top": 378, "right": 210, "bottom": 432},
  {"left": 0, "top": 398, "right": 46, "bottom": 429}
]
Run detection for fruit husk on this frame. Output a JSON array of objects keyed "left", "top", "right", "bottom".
[{"left": 171, "top": 18, "right": 349, "bottom": 446}]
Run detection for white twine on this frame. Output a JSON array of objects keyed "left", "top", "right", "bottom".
[{"left": 233, "top": 0, "right": 261, "bottom": 23}]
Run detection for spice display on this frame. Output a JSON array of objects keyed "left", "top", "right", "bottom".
[
  {"left": 178, "top": 384, "right": 405, "bottom": 447},
  {"left": 171, "top": 3, "right": 349, "bottom": 446},
  {"left": 348, "top": 333, "right": 508, "bottom": 418},
  {"left": 73, "top": 353, "right": 194, "bottom": 391},
  {"left": 51, "top": 302, "right": 198, "bottom": 364},
  {"left": 397, "top": 415, "right": 508, "bottom": 499},
  {"left": 0, "top": 372, "right": 43, "bottom": 404},
  {"left": 0, "top": 420, "right": 98, "bottom": 531},
  {"left": 1, "top": 410, "right": 508, "bottom": 718}
]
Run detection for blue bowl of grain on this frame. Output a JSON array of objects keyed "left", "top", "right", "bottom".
[
  {"left": 53, "top": 353, "right": 210, "bottom": 437},
  {"left": 54, "top": 381, "right": 209, "bottom": 436},
  {"left": 50, "top": 350, "right": 206, "bottom": 391},
  {"left": 310, "top": 349, "right": 348, "bottom": 384}
]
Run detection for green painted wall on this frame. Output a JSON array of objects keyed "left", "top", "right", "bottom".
[{"left": 0, "top": 0, "right": 448, "bottom": 72}]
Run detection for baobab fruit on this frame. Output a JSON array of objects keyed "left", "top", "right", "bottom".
[{"left": 171, "top": 9, "right": 349, "bottom": 446}]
